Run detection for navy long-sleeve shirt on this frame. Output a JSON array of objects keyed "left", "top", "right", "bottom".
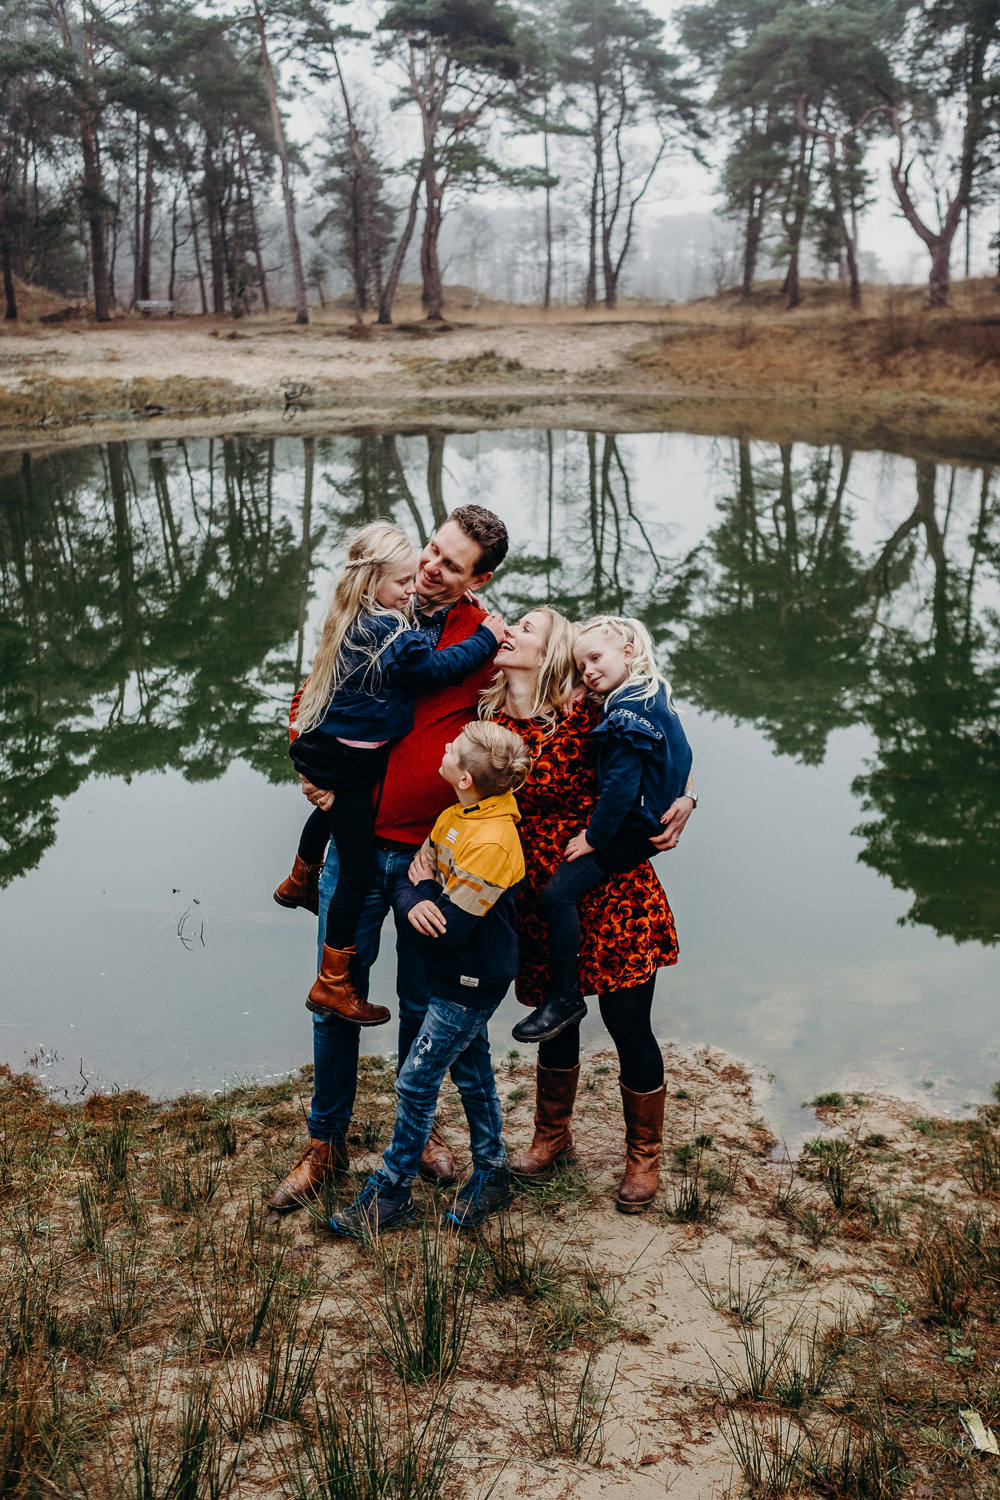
[{"left": 585, "top": 682, "right": 693, "bottom": 850}]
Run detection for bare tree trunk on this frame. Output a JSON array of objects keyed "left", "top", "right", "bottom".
[
  {"left": 253, "top": 1, "right": 308, "bottom": 324},
  {"left": 585, "top": 159, "right": 599, "bottom": 308},
  {"left": 328, "top": 38, "right": 384, "bottom": 319},
  {"left": 378, "top": 171, "right": 424, "bottom": 324},
  {"left": 421, "top": 169, "right": 445, "bottom": 319},
  {"left": 236, "top": 126, "right": 269, "bottom": 311},
  {"left": 140, "top": 131, "right": 155, "bottom": 302},
  {"left": 0, "top": 160, "right": 17, "bottom": 320},
  {"left": 543, "top": 108, "right": 553, "bottom": 310}
]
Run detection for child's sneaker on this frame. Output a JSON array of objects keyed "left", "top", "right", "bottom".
[
  {"left": 443, "top": 1164, "right": 512, "bottom": 1231},
  {"left": 328, "top": 1169, "right": 415, "bottom": 1237}
]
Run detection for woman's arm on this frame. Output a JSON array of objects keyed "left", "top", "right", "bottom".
[{"left": 649, "top": 774, "right": 696, "bottom": 852}]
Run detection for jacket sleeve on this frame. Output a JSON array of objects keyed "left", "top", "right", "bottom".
[
  {"left": 393, "top": 843, "right": 516, "bottom": 949},
  {"left": 382, "top": 623, "right": 497, "bottom": 688},
  {"left": 585, "top": 738, "right": 645, "bottom": 850}
]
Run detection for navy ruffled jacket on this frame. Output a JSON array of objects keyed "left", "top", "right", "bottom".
[
  {"left": 585, "top": 682, "right": 693, "bottom": 850},
  {"left": 296, "top": 611, "right": 496, "bottom": 744}
]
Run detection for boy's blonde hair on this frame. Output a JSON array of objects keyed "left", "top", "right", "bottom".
[
  {"left": 574, "top": 615, "right": 673, "bottom": 709},
  {"left": 456, "top": 721, "right": 531, "bottom": 800},
  {"left": 295, "top": 522, "right": 415, "bottom": 735},
  {"left": 479, "top": 606, "right": 576, "bottom": 726}
]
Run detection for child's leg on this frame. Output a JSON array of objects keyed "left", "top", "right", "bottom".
[
  {"left": 381, "top": 1000, "right": 485, "bottom": 1186},
  {"left": 297, "top": 807, "right": 329, "bottom": 865},
  {"left": 319, "top": 787, "right": 377, "bottom": 950},
  {"left": 449, "top": 1016, "right": 506, "bottom": 1168},
  {"left": 541, "top": 854, "right": 606, "bottom": 991}
]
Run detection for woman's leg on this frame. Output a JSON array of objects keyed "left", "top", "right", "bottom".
[
  {"left": 597, "top": 977, "right": 665, "bottom": 1213},
  {"left": 511, "top": 1023, "right": 581, "bottom": 1182},
  {"left": 597, "top": 977, "right": 662, "bottom": 1092}
]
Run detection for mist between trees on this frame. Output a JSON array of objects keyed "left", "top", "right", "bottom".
[{"left": 1, "top": 0, "right": 998, "bottom": 326}]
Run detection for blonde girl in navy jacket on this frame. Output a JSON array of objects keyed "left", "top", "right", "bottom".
[{"left": 513, "top": 615, "right": 692, "bottom": 1046}]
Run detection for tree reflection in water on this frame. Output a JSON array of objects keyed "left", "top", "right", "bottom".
[{"left": 1, "top": 431, "right": 997, "bottom": 948}]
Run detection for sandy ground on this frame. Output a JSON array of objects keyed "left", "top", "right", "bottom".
[{"left": 3, "top": 309, "right": 1000, "bottom": 461}]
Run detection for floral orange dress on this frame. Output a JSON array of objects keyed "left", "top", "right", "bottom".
[{"left": 494, "top": 699, "right": 679, "bottom": 1009}]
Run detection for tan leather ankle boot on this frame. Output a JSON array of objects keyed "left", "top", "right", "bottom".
[
  {"left": 273, "top": 854, "right": 323, "bottom": 915},
  {"left": 265, "top": 1136, "right": 349, "bottom": 1219},
  {"left": 616, "top": 1081, "right": 665, "bottom": 1213},
  {"left": 511, "top": 1064, "right": 579, "bottom": 1183},
  {"left": 306, "top": 946, "right": 391, "bottom": 1026}
]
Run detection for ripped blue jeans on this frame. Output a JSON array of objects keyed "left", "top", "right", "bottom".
[{"left": 381, "top": 995, "right": 506, "bottom": 1188}]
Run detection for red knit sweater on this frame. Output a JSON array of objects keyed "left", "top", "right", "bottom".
[{"left": 289, "top": 597, "right": 496, "bottom": 848}]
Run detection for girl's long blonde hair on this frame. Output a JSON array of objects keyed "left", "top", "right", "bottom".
[
  {"left": 479, "top": 607, "right": 576, "bottom": 727},
  {"left": 574, "top": 615, "right": 674, "bottom": 710},
  {"left": 295, "top": 521, "right": 415, "bottom": 735}
]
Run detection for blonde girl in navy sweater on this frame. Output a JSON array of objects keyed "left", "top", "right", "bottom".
[
  {"left": 513, "top": 615, "right": 692, "bottom": 1045},
  {"left": 275, "top": 521, "right": 504, "bottom": 1025}
]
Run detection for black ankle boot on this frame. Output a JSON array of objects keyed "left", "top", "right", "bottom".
[{"left": 512, "top": 990, "right": 587, "bottom": 1044}]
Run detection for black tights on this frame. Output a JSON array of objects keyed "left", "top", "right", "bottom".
[
  {"left": 536, "top": 976, "right": 663, "bottom": 1094},
  {"left": 297, "top": 792, "right": 375, "bottom": 950}
]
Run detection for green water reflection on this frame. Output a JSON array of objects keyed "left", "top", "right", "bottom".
[{"left": 1, "top": 430, "right": 998, "bottom": 1117}]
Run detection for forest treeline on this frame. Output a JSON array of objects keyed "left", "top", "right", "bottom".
[{"left": 1, "top": 0, "right": 998, "bottom": 325}]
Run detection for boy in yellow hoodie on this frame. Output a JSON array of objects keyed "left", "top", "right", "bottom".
[{"left": 329, "top": 720, "right": 529, "bottom": 1235}]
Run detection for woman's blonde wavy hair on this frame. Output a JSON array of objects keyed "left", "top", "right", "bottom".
[
  {"left": 294, "top": 521, "right": 415, "bottom": 735},
  {"left": 479, "top": 606, "right": 577, "bottom": 727},
  {"left": 574, "top": 615, "right": 673, "bottom": 709}
]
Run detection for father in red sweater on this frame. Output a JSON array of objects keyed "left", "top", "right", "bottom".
[{"left": 266, "top": 504, "right": 507, "bottom": 1218}]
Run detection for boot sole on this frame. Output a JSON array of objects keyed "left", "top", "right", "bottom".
[
  {"left": 511, "top": 1004, "right": 588, "bottom": 1044},
  {"left": 511, "top": 1150, "right": 575, "bottom": 1185},
  {"left": 616, "top": 1194, "right": 655, "bottom": 1214},
  {"left": 444, "top": 1191, "right": 513, "bottom": 1230},
  {"left": 273, "top": 890, "right": 318, "bottom": 910},
  {"left": 304, "top": 999, "right": 389, "bottom": 1025},
  {"left": 328, "top": 1204, "right": 417, "bottom": 1238}
]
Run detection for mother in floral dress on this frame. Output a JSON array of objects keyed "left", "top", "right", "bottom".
[{"left": 483, "top": 607, "right": 695, "bottom": 1211}]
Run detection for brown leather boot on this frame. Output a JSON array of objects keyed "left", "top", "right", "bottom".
[
  {"left": 617, "top": 1081, "right": 665, "bottom": 1213},
  {"left": 265, "top": 1136, "right": 349, "bottom": 1220},
  {"left": 418, "top": 1120, "right": 456, "bottom": 1186},
  {"left": 306, "top": 946, "right": 391, "bottom": 1026},
  {"left": 510, "top": 1064, "right": 579, "bottom": 1183},
  {"left": 273, "top": 854, "right": 322, "bottom": 916}
]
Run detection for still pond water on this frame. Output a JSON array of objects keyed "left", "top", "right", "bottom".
[{"left": 1, "top": 428, "right": 998, "bottom": 1144}]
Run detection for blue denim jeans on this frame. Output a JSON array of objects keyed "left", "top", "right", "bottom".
[
  {"left": 307, "top": 843, "right": 430, "bottom": 1143},
  {"left": 381, "top": 996, "right": 507, "bottom": 1187}
]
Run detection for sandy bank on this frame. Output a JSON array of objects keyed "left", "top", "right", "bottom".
[{"left": 2, "top": 308, "right": 1000, "bottom": 461}]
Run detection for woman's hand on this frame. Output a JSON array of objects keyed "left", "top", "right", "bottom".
[
  {"left": 407, "top": 900, "right": 447, "bottom": 936},
  {"left": 408, "top": 850, "right": 435, "bottom": 886},
  {"left": 649, "top": 796, "right": 694, "bottom": 852},
  {"left": 300, "top": 775, "right": 334, "bottom": 812},
  {"left": 559, "top": 682, "right": 588, "bottom": 718},
  {"left": 482, "top": 612, "right": 506, "bottom": 643},
  {"left": 564, "top": 831, "right": 594, "bottom": 862}
]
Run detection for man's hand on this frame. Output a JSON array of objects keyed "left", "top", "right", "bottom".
[
  {"left": 481, "top": 612, "right": 506, "bottom": 643},
  {"left": 564, "top": 831, "right": 594, "bottom": 862},
  {"left": 408, "top": 850, "right": 435, "bottom": 886},
  {"left": 300, "top": 775, "right": 334, "bottom": 812},
  {"left": 407, "top": 900, "right": 447, "bottom": 936},
  {"left": 649, "top": 795, "right": 695, "bottom": 852}
]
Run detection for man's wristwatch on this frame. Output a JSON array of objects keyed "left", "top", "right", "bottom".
[{"left": 680, "top": 789, "right": 698, "bottom": 808}]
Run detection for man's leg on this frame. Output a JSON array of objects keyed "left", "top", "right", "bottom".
[{"left": 266, "top": 842, "right": 389, "bottom": 1219}]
